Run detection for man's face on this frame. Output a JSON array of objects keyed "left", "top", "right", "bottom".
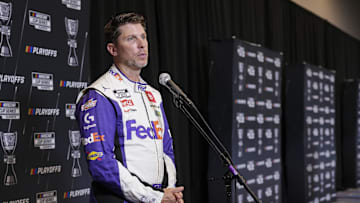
[{"left": 113, "top": 23, "right": 148, "bottom": 70}]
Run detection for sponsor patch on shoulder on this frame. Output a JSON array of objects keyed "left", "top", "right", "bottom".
[{"left": 81, "top": 98, "right": 97, "bottom": 111}]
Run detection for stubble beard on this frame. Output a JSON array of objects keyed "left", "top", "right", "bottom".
[{"left": 126, "top": 58, "right": 148, "bottom": 70}]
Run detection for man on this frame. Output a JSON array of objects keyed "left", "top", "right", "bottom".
[{"left": 75, "top": 12, "right": 184, "bottom": 203}]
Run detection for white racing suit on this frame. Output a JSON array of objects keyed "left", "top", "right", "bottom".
[{"left": 75, "top": 65, "right": 177, "bottom": 203}]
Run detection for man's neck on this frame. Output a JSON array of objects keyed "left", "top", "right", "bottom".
[{"left": 115, "top": 63, "right": 141, "bottom": 82}]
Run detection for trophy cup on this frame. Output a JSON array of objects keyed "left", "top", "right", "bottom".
[
  {"left": 0, "top": 1, "right": 12, "bottom": 57},
  {"left": 0, "top": 131, "right": 17, "bottom": 186},
  {"left": 68, "top": 130, "right": 82, "bottom": 177},
  {"left": 65, "top": 17, "right": 79, "bottom": 66}
]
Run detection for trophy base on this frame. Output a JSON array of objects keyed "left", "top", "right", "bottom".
[
  {"left": 0, "top": 46, "right": 12, "bottom": 57},
  {"left": 68, "top": 56, "right": 78, "bottom": 67},
  {"left": 4, "top": 155, "right": 16, "bottom": 164},
  {"left": 4, "top": 175, "right": 17, "bottom": 186},
  {"left": 71, "top": 168, "right": 81, "bottom": 177}
]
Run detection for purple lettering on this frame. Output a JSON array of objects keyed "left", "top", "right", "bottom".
[
  {"left": 126, "top": 120, "right": 155, "bottom": 140},
  {"left": 126, "top": 120, "right": 163, "bottom": 140},
  {"left": 136, "top": 126, "right": 148, "bottom": 139},
  {"left": 126, "top": 120, "right": 137, "bottom": 140}
]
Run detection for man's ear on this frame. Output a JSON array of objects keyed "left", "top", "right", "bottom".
[{"left": 106, "top": 43, "right": 118, "bottom": 56}]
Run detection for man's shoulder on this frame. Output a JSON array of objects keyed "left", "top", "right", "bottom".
[
  {"left": 89, "top": 70, "right": 114, "bottom": 89},
  {"left": 145, "top": 83, "right": 160, "bottom": 93},
  {"left": 76, "top": 68, "right": 119, "bottom": 103},
  {"left": 145, "top": 83, "right": 161, "bottom": 95}
]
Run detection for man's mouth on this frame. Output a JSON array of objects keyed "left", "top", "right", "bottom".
[{"left": 138, "top": 53, "right": 147, "bottom": 59}]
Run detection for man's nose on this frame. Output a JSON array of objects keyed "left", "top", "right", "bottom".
[{"left": 138, "top": 38, "right": 147, "bottom": 48}]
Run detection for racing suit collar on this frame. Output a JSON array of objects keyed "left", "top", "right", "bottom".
[
  {"left": 112, "top": 64, "right": 147, "bottom": 85},
  {"left": 110, "top": 64, "right": 147, "bottom": 92}
]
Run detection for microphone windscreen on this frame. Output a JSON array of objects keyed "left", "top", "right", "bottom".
[{"left": 159, "top": 73, "right": 171, "bottom": 86}]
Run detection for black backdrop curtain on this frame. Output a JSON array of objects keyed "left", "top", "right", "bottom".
[{"left": 89, "top": 0, "right": 360, "bottom": 202}]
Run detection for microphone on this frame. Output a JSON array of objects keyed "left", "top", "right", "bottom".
[{"left": 159, "top": 73, "right": 192, "bottom": 105}]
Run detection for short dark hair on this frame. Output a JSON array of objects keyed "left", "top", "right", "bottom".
[{"left": 104, "top": 12, "right": 146, "bottom": 44}]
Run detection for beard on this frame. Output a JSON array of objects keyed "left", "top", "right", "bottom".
[{"left": 126, "top": 58, "right": 148, "bottom": 70}]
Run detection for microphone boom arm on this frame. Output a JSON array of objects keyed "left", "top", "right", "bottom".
[{"left": 169, "top": 92, "right": 261, "bottom": 203}]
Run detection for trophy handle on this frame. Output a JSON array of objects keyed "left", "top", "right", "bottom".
[
  {"left": 4, "top": 23, "right": 12, "bottom": 57},
  {"left": 64, "top": 17, "right": 69, "bottom": 37},
  {"left": 7, "top": 3, "right": 12, "bottom": 26},
  {"left": 0, "top": 132, "right": 5, "bottom": 154},
  {"left": 66, "top": 144, "right": 71, "bottom": 160},
  {"left": 11, "top": 132, "right": 17, "bottom": 154},
  {"left": 76, "top": 158, "right": 82, "bottom": 176}
]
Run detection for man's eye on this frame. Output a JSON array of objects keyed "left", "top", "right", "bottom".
[{"left": 127, "top": 36, "right": 135, "bottom": 41}]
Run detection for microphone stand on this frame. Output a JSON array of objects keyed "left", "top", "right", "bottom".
[{"left": 168, "top": 91, "right": 261, "bottom": 203}]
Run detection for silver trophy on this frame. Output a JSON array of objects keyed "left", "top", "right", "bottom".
[
  {"left": 0, "top": 131, "right": 17, "bottom": 186},
  {"left": 65, "top": 17, "right": 79, "bottom": 66},
  {"left": 0, "top": 1, "right": 12, "bottom": 57},
  {"left": 68, "top": 130, "right": 82, "bottom": 177}
]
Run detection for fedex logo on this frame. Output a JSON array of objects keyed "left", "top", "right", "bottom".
[
  {"left": 126, "top": 120, "right": 162, "bottom": 140},
  {"left": 82, "top": 132, "right": 105, "bottom": 146},
  {"left": 137, "top": 84, "right": 146, "bottom": 92}
]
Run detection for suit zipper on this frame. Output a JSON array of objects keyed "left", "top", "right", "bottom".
[{"left": 140, "top": 91, "right": 161, "bottom": 183}]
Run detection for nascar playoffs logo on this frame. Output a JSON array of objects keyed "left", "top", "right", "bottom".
[
  {"left": 25, "top": 45, "right": 57, "bottom": 57},
  {"left": 0, "top": 101, "right": 20, "bottom": 119},
  {"left": 36, "top": 190, "right": 57, "bottom": 203},
  {"left": 32, "top": 72, "right": 53, "bottom": 91},
  {"left": 60, "top": 80, "right": 87, "bottom": 89},
  {"left": 28, "top": 10, "right": 51, "bottom": 32},
  {"left": 2, "top": 197, "right": 30, "bottom": 203},
  {"left": 65, "top": 104, "right": 75, "bottom": 120},
  {"left": 34, "top": 132, "right": 55, "bottom": 150},
  {"left": 28, "top": 108, "right": 60, "bottom": 116},
  {"left": 62, "top": 0, "right": 81, "bottom": 10},
  {"left": 63, "top": 188, "right": 90, "bottom": 199},
  {"left": 30, "top": 165, "right": 61, "bottom": 175},
  {"left": 0, "top": 74, "right": 25, "bottom": 84}
]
